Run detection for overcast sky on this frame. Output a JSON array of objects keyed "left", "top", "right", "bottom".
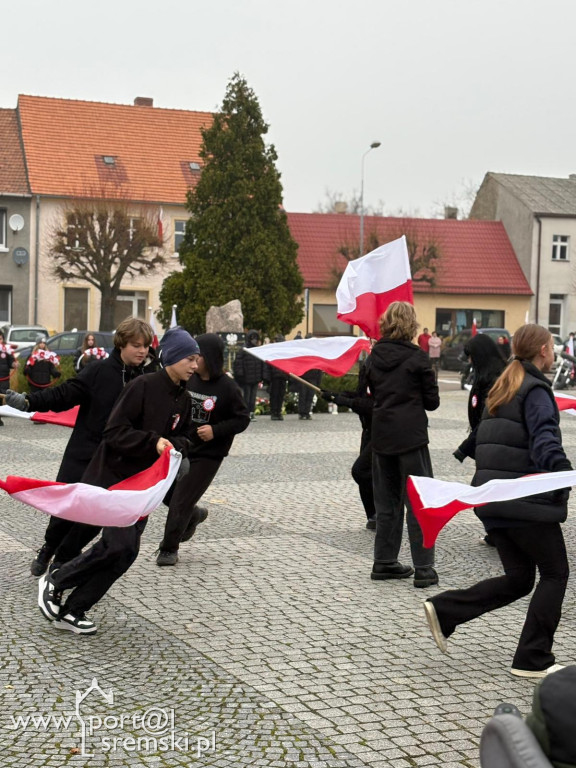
[{"left": 4, "top": 0, "right": 575, "bottom": 217}]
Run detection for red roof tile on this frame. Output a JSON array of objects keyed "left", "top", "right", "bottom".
[
  {"left": 0, "top": 109, "right": 29, "bottom": 195},
  {"left": 17, "top": 95, "right": 212, "bottom": 203},
  {"left": 286, "top": 213, "right": 532, "bottom": 296}
]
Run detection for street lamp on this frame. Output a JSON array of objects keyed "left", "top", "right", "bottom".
[{"left": 359, "top": 141, "right": 381, "bottom": 257}]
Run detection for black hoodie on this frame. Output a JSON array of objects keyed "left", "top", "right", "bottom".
[
  {"left": 367, "top": 338, "right": 439, "bottom": 455},
  {"left": 187, "top": 333, "right": 250, "bottom": 458}
]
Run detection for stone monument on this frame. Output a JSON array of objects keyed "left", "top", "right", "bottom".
[{"left": 205, "top": 299, "right": 244, "bottom": 333}]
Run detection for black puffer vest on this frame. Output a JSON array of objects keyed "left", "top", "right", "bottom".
[{"left": 473, "top": 366, "right": 568, "bottom": 524}]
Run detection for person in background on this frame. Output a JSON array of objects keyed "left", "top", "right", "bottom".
[
  {"left": 368, "top": 302, "right": 440, "bottom": 588},
  {"left": 417, "top": 327, "right": 431, "bottom": 355},
  {"left": 565, "top": 332, "right": 575, "bottom": 357},
  {"left": 424, "top": 324, "right": 572, "bottom": 679},
  {"left": 156, "top": 332, "right": 250, "bottom": 566},
  {"left": 267, "top": 334, "right": 289, "bottom": 420},
  {"left": 428, "top": 331, "right": 442, "bottom": 381},
  {"left": 74, "top": 333, "right": 96, "bottom": 370},
  {"left": 24, "top": 338, "right": 61, "bottom": 394},
  {"left": 233, "top": 329, "right": 265, "bottom": 420},
  {"left": 298, "top": 370, "right": 322, "bottom": 419},
  {"left": 0, "top": 331, "right": 17, "bottom": 426},
  {"left": 294, "top": 331, "right": 303, "bottom": 340},
  {"left": 497, "top": 335, "right": 511, "bottom": 362}
]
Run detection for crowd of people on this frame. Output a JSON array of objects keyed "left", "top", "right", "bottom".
[{"left": 0, "top": 305, "right": 572, "bottom": 683}]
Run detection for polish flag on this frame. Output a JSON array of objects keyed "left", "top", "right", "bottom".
[
  {"left": 245, "top": 336, "right": 370, "bottom": 376},
  {"left": 148, "top": 306, "right": 159, "bottom": 349},
  {"left": 157, "top": 207, "right": 164, "bottom": 242},
  {"left": 407, "top": 470, "right": 576, "bottom": 548},
  {"left": 0, "top": 449, "right": 181, "bottom": 527},
  {"left": 0, "top": 404, "right": 78, "bottom": 427},
  {"left": 336, "top": 236, "right": 413, "bottom": 339},
  {"left": 471, "top": 318, "right": 478, "bottom": 336},
  {"left": 170, "top": 305, "right": 178, "bottom": 329},
  {"left": 555, "top": 391, "right": 576, "bottom": 416}
]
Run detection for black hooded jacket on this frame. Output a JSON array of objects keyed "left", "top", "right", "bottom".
[
  {"left": 233, "top": 330, "right": 265, "bottom": 384},
  {"left": 187, "top": 333, "right": 250, "bottom": 458},
  {"left": 367, "top": 338, "right": 439, "bottom": 455}
]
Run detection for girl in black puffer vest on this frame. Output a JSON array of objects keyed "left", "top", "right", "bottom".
[{"left": 425, "top": 324, "right": 572, "bottom": 679}]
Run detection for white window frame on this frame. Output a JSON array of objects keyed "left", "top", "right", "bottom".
[
  {"left": 552, "top": 235, "right": 570, "bottom": 261},
  {"left": 173, "top": 219, "right": 187, "bottom": 256},
  {"left": 548, "top": 294, "right": 564, "bottom": 336},
  {"left": 0, "top": 209, "right": 8, "bottom": 251}
]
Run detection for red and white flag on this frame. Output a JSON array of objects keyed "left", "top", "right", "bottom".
[
  {"left": 0, "top": 404, "right": 78, "bottom": 427},
  {"left": 407, "top": 470, "right": 576, "bottom": 548},
  {"left": 0, "top": 449, "right": 181, "bottom": 527},
  {"left": 157, "top": 207, "right": 164, "bottom": 241},
  {"left": 336, "top": 236, "right": 413, "bottom": 339},
  {"left": 245, "top": 336, "right": 370, "bottom": 376},
  {"left": 170, "top": 305, "right": 178, "bottom": 329},
  {"left": 471, "top": 317, "right": 478, "bottom": 336},
  {"left": 148, "top": 307, "right": 159, "bottom": 349},
  {"left": 555, "top": 391, "right": 576, "bottom": 416}
]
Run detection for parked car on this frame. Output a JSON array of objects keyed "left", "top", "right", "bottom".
[
  {"left": 16, "top": 330, "right": 115, "bottom": 362},
  {"left": 0, "top": 324, "right": 50, "bottom": 355},
  {"left": 440, "top": 328, "right": 511, "bottom": 371}
]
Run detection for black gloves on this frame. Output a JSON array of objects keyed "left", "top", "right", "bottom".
[
  {"left": 453, "top": 448, "right": 466, "bottom": 463},
  {"left": 321, "top": 390, "right": 337, "bottom": 402}
]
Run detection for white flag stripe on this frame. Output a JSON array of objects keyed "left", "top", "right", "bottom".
[
  {"left": 410, "top": 470, "right": 576, "bottom": 510},
  {"left": 0, "top": 405, "right": 33, "bottom": 420},
  {"left": 336, "top": 236, "right": 411, "bottom": 314},
  {"left": 245, "top": 336, "right": 366, "bottom": 363}
]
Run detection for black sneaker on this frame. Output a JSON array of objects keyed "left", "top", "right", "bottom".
[
  {"left": 38, "top": 571, "right": 63, "bottom": 621},
  {"left": 55, "top": 612, "right": 97, "bottom": 635},
  {"left": 371, "top": 562, "right": 414, "bottom": 580},
  {"left": 156, "top": 550, "right": 179, "bottom": 566},
  {"left": 30, "top": 544, "right": 54, "bottom": 577},
  {"left": 414, "top": 567, "right": 439, "bottom": 588},
  {"left": 180, "top": 506, "right": 209, "bottom": 542},
  {"left": 365, "top": 517, "right": 376, "bottom": 530}
]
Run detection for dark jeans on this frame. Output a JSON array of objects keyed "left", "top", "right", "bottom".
[
  {"left": 53, "top": 518, "right": 148, "bottom": 615},
  {"left": 298, "top": 384, "right": 314, "bottom": 416},
  {"left": 160, "top": 457, "right": 222, "bottom": 553},
  {"left": 44, "top": 517, "right": 101, "bottom": 566},
  {"left": 269, "top": 378, "right": 287, "bottom": 416},
  {"left": 430, "top": 523, "right": 569, "bottom": 671},
  {"left": 241, "top": 382, "right": 259, "bottom": 414},
  {"left": 373, "top": 446, "right": 434, "bottom": 568},
  {"left": 351, "top": 434, "right": 375, "bottom": 519}
]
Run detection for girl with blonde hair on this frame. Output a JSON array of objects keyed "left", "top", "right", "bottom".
[{"left": 425, "top": 324, "right": 572, "bottom": 678}]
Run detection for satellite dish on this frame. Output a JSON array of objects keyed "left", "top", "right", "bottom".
[{"left": 8, "top": 214, "right": 24, "bottom": 233}]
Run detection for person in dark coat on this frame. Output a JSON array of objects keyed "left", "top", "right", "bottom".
[
  {"left": 297, "top": 368, "right": 323, "bottom": 419},
  {"left": 424, "top": 324, "right": 572, "bottom": 679},
  {"left": 37, "top": 327, "right": 199, "bottom": 634},
  {"left": 0, "top": 331, "right": 17, "bottom": 426},
  {"left": 156, "top": 332, "right": 250, "bottom": 565},
  {"left": 267, "top": 334, "right": 289, "bottom": 420},
  {"left": 6, "top": 317, "right": 155, "bottom": 576},
  {"left": 322, "top": 350, "right": 375, "bottom": 527},
  {"left": 367, "top": 301, "right": 440, "bottom": 588},
  {"left": 74, "top": 333, "right": 96, "bottom": 371},
  {"left": 24, "top": 339, "right": 61, "bottom": 393},
  {"left": 233, "top": 329, "right": 265, "bottom": 419}
]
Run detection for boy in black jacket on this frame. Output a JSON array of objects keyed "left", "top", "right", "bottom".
[
  {"left": 37, "top": 327, "right": 200, "bottom": 634},
  {"left": 157, "top": 333, "right": 250, "bottom": 566}
]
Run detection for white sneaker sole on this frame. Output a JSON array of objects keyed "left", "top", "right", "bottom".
[
  {"left": 37, "top": 574, "right": 60, "bottom": 622},
  {"left": 424, "top": 601, "right": 448, "bottom": 654},
  {"left": 55, "top": 618, "right": 97, "bottom": 635},
  {"left": 510, "top": 663, "right": 565, "bottom": 679}
]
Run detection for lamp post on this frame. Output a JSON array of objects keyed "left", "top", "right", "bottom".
[{"left": 359, "top": 141, "right": 381, "bottom": 257}]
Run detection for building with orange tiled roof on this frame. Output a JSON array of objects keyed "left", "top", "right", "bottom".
[
  {"left": 0, "top": 94, "right": 212, "bottom": 332},
  {"left": 286, "top": 212, "right": 531, "bottom": 339}
]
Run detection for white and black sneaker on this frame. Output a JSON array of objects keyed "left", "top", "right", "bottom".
[
  {"left": 38, "top": 571, "right": 63, "bottom": 621},
  {"left": 55, "top": 612, "right": 97, "bottom": 635}
]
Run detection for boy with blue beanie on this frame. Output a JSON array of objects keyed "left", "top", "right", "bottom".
[{"left": 37, "top": 327, "right": 200, "bottom": 634}]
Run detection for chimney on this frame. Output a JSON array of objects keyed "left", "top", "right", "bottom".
[
  {"left": 334, "top": 201, "right": 348, "bottom": 214},
  {"left": 444, "top": 206, "right": 458, "bottom": 219},
  {"left": 134, "top": 97, "right": 154, "bottom": 107}
]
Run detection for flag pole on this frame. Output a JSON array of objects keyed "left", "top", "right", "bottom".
[{"left": 288, "top": 372, "right": 322, "bottom": 393}]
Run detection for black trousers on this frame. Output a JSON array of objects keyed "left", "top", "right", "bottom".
[
  {"left": 269, "top": 378, "right": 287, "bottom": 416},
  {"left": 160, "top": 456, "right": 222, "bottom": 553},
  {"left": 44, "top": 517, "right": 101, "bottom": 566},
  {"left": 351, "top": 433, "right": 375, "bottom": 519},
  {"left": 241, "top": 382, "right": 259, "bottom": 414},
  {"left": 298, "top": 384, "right": 314, "bottom": 416},
  {"left": 53, "top": 518, "right": 148, "bottom": 615},
  {"left": 430, "top": 522, "right": 569, "bottom": 671}
]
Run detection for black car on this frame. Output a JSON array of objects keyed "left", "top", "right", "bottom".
[
  {"left": 440, "top": 328, "right": 511, "bottom": 371},
  {"left": 17, "top": 330, "right": 115, "bottom": 362}
]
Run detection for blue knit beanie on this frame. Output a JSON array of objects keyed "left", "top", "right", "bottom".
[{"left": 160, "top": 327, "right": 200, "bottom": 367}]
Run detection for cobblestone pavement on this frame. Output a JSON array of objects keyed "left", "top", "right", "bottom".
[{"left": 1, "top": 390, "right": 575, "bottom": 767}]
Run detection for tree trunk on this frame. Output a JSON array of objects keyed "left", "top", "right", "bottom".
[{"left": 99, "top": 289, "right": 116, "bottom": 331}]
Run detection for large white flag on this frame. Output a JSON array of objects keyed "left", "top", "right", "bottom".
[{"left": 336, "top": 236, "right": 413, "bottom": 339}]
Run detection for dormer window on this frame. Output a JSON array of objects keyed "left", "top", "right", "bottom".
[
  {"left": 189, "top": 162, "right": 201, "bottom": 171},
  {"left": 102, "top": 156, "right": 116, "bottom": 166}
]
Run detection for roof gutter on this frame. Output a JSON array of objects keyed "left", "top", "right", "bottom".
[
  {"left": 535, "top": 216, "right": 542, "bottom": 324},
  {"left": 0, "top": 192, "right": 31, "bottom": 198}
]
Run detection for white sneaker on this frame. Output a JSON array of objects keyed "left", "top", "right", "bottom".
[
  {"left": 55, "top": 612, "right": 97, "bottom": 635},
  {"left": 38, "top": 572, "right": 62, "bottom": 621},
  {"left": 510, "top": 663, "right": 565, "bottom": 679},
  {"left": 424, "top": 600, "right": 448, "bottom": 654}
]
